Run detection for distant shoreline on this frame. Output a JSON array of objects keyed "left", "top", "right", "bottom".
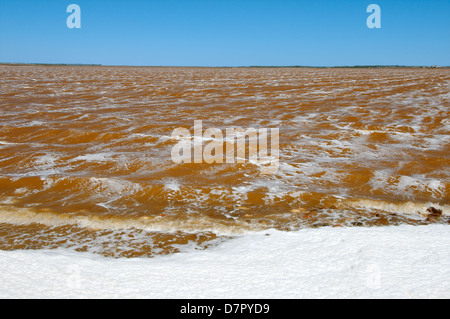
[{"left": 0, "top": 62, "right": 448, "bottom": 69}]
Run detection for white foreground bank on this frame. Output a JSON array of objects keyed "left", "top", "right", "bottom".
[{"left": 1, "top": 224, "right": 449, "bottom": 298}]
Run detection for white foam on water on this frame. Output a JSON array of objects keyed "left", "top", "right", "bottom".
[
  {"left": 13, "top": 188, "right": 28, "bottom": 196},
  {"left": 89, "top": 177, "right": 143, "bottom": 196},
  {"left": 0, "top": 141, "right": 16, "bottom": 145},
  {"left": 35, "top": 155, "right": 57, "bottom": 167},
  {"left": 371, "top": 172, "right": 448, "bottom": 198},
  {"left": 0, "top": 204, "right": 263, "bottom": 235},
  {"left": 405, "top": 176, "right": 447, "bottom": 197},
  {"left": 348, "top": 198, "right": 449, "bottom": 217},
  {"left": 73, "top": 153, "right": 112, "bottom": 162},
  {"left": 164, "top": 179, "right": 180, "bottom": 192},
  {"left": 28, "top": 120, "right": 45, "bottom": 126}
]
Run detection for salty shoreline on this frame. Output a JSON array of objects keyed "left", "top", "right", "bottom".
[{"left": 1, "top": 224, "right": 449, "bottom": 299}]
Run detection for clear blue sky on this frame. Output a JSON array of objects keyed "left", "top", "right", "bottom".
[{"left": 0, "top": 0, "right": 449, "bottom": 66}]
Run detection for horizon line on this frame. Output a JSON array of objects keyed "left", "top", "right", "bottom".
[{"left": 1, "top": 62, "right": 448, "bottom": 68}]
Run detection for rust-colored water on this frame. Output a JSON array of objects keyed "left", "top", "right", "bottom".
[{"left": 0, "top": 65, "right": 449, "bottom": 257}]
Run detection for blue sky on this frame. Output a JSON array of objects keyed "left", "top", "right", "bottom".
[{"left": 0, "top": 0, "right": 449, "bottom": 66}]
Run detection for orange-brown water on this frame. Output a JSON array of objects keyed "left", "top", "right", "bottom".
[{"left": 0, "top": 65, "right": 449, "bottom": 257}]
